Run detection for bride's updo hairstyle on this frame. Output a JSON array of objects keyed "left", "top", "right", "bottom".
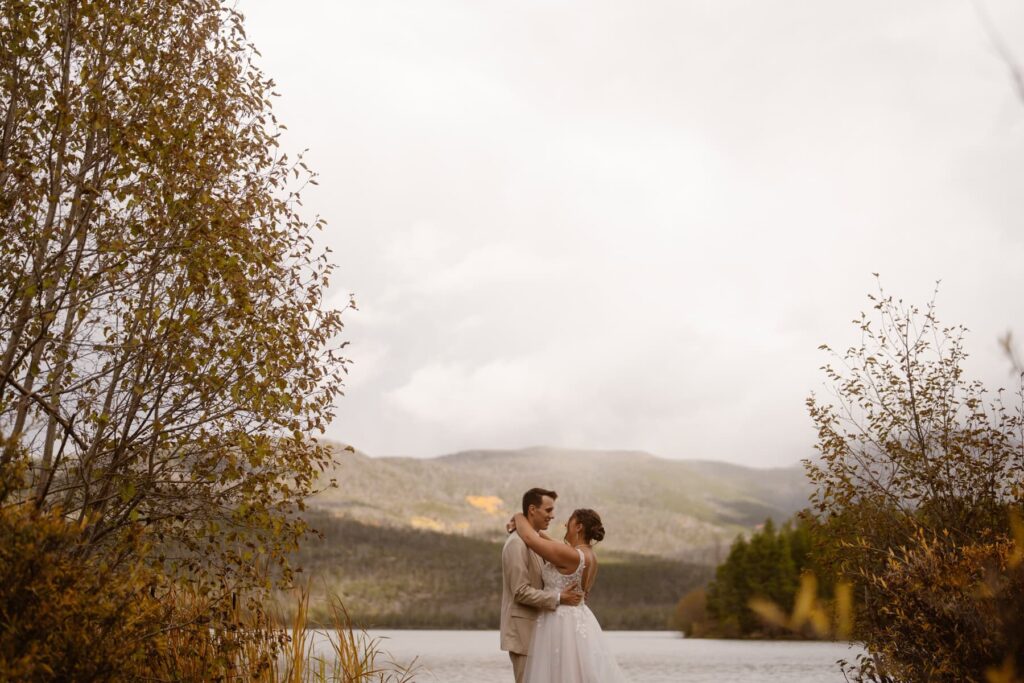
[{"left": 572, "top": 508, "right": 605, "bottom": 543}]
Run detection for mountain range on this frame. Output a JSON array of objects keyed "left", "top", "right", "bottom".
[{"left": 310, "top": 445, "right": 812, "bottom": 564}]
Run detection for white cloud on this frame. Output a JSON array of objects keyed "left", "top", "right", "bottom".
[{"left": 241, "top": 0, "right": 1024, "bottom": 466}]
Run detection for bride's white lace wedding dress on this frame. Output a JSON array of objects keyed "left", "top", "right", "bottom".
[{"left": 523, "top": 549, "right": 627, "bottom": 683}]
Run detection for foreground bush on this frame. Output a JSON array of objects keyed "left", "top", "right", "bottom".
[
  {"left": 854, "top": 528, "right": 1024, "bottom": 682},
  {"left": 0, "top": 505, "right": 171, "bottom": 681},
  {"left": 0, "top": 505, "right": 414, "bottom": 682},
  {"left": 806, "top": 285, "right": 1024, "bottom": 682}
]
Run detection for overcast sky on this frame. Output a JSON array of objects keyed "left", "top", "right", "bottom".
[{"left": 240, "top": 0, "right": 1024, "bottom": 467}]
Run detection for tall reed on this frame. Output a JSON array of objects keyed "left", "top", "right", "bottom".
[
  {"left": 277, "top": 584, "right": 419, "bottom": 683},
  {"left": 155, "top": 581, "right": 419, "bottom": 682}
]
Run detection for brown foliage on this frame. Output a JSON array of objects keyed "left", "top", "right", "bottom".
[
  {"left": 0, "top": 1, "right": 354, "bottom": 676},
  {"left": 0, "top": 0, "right": 348, "bottom": 613},
  {"left": 0, "top": 505, "right": 416, "bottom": 682},
  {"left": 805, "top": 282, "right": 1024, "bottom": 681},
  {"left": 857, "top": 530, "right": 1024, "bottom": 682},
  {"left": 672, "top": 587, "right": 709, "bottom": 637},
  {"left": 0, "top": 504, "right": 169, "bottom": 681}
]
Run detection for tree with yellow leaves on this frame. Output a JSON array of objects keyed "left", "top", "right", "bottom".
[
  {"left": 0, "top": 0, "right": 349, "bottom": 669},
  {"left": 806, "top": 281, "right": 1024, "bottom": 682}
]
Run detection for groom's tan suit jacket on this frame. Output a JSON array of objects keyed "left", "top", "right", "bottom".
[{"left": 500, "top": 532, "right": 558, "bottom": 655}]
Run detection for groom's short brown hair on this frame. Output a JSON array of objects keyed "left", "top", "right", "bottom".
[{"left": 522, "top": 488, "right": 557, "bottom": 515}]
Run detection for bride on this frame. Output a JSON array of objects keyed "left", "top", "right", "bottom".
[{"left": 511, "top": 508, "right": 627, "bottom": 683}]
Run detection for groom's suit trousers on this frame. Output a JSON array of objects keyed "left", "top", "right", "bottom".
[{"left": 509, "top": 652, "right": 527, "bottom": 683}]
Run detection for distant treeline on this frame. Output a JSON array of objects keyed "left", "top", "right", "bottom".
[
  {"left": 673, "top": 517, "right": 836, "bottom": 638},
  {"left": 287, "top": 512, "right": 711, "bottom": 630}
]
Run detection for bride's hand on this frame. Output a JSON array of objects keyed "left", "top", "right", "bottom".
[{"left": 506, "top": 516, "right": 516, "bottom": 533}]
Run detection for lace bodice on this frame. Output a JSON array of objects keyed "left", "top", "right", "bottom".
[
  {"left": 541, "top": 548, "right": 586, "bottom": 598},
  {"left": 524, "top": 548, "right": 626, "bottom": 682}
]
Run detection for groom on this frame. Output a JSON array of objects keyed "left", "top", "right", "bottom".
[{"left": 500, "top": 487, "right": 583, "bottom": 683}]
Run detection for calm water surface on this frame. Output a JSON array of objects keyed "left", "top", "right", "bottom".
[{"left": 310, "top": 630, "right": 862, "bottom": 683}]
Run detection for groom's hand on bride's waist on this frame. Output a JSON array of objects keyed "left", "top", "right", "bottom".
[{"left": 559, "top": 584, "right": 584, "bottom": 606}]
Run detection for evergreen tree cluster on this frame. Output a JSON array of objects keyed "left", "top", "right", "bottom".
[{"left": 675, "top": 517, "right": 825, "bottom": 638}]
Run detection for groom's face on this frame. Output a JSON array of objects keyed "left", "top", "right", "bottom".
[{"left": 529, "top": 495, "right": 556, "bottom": 531}]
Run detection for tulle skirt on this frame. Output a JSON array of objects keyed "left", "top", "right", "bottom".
[{"left": 523, "top": 604, "right": 627, "bottom": 683}]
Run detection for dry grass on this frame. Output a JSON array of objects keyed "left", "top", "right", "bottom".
[{"left": 276, "top": 584, "right": 419, "bottom": 683}]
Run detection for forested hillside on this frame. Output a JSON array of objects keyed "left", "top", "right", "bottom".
[{"left": 288, "top": 513, "right": 713, "bottom": 630}]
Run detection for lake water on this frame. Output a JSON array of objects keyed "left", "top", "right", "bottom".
[{"left": 309, "top": 630, "right": 863, "bottom": 682}]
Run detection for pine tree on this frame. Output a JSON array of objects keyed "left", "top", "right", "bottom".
[{"left": 704, "top": 517, "right": 828, "bottom": 637}]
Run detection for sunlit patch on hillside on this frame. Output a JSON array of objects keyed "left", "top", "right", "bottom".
[
  {"left": 466, "top": 495, "right": 503, "bottom": 515},
  {"left": 410, "top": 516, "right": 444, "bottom": 531}
]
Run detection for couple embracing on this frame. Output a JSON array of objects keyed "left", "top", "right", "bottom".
[{"left": 499, "top": 487, "right": 626, "bottom": 683}]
